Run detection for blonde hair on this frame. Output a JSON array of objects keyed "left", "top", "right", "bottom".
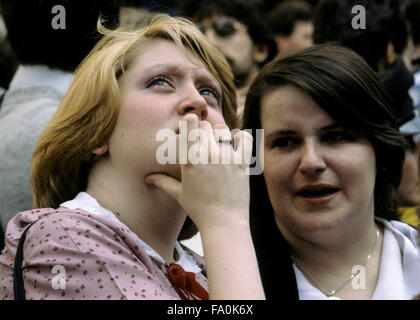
[{"left": 31, "top": 14, "right": 238, "bottom": 209}]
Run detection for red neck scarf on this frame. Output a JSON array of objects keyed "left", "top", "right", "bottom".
[{"left": 167, "top": 263, "right": 209, "bottom": 300}]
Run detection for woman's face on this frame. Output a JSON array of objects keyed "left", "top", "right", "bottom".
[
  {"left": 106, "top": 40, "right": 226, "bottom": 180},
  {"left": 260, "top": 85, "right": 377, "bottom": 237},
  {"left": 198, "top": 14, "right": 257, "bottom": 85}
]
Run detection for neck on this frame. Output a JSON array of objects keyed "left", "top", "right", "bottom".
[
  {"left": 86, "top": 159, "right": 186, "bottom": 262},
  {"left": 286, "top": 217, "right": 380, "bottom": 278},
  {"left": 286, "top": 217, "right": 383, "bottom": 298}
]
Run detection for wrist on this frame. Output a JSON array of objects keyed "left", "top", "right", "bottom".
[
  {"left": 199, "top": 218, "right": 251, "bottom": 239},
  {"left": 195, "top": 209, "right": 249, "bottom": 231}
]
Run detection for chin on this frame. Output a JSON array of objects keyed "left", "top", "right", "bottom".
[
  {"left": 279, "top": 210, "right": 346, "bottom": 234},
  {"left": 302, "top": 216, "right": 344, "bottom": 232}
]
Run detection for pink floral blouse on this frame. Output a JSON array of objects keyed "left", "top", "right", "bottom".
[{"left": 0, "top": 195, "right": 207, "bottom": 300}]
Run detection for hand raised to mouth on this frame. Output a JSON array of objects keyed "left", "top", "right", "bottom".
[{"left": 145, "top": 113, "right": 253, "bottom": 230}]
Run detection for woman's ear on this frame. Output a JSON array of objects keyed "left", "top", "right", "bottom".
[
  {"left": 92, "top": 145, "right": 108, "bottom": 156},
  {"left": 253, "top": 43, "right": 269, "bottom": 64}
]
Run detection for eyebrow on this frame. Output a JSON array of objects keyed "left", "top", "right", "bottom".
[
  {"left": 143, "top": 63, "right": 220, "bottom": 87},
  {"left": 265, "top": 122, "right": 341, "bottom": 139},
  {"left": 143, "top": 64, "right": 184, "bottom": 75},
  {"left": 321, "top": 123, "right": 342, "bottom": 131}
]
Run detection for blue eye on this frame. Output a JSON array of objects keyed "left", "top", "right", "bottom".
[
  {"left": 199, "top": 86, "right": 221, "bottom": 104},
  {"left": 146, "top": 75, "right": 173, "bottom": 88}
]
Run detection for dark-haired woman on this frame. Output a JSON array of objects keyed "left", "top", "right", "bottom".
[{"left": 244, "top": 44, "right": 420, "bottom": 300}]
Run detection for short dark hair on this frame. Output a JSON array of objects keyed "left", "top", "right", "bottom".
[
  {"left": 268, "top": 0, "right": 313, "bottom": 36},
  {"left": 313, "top": 0, "right": 409, "bottom": 71},
  {"left": 0, "top": 0, "right": 120, "bottom": 72},
  {"left": 178, "top": 0, "right": 276, "bottom": 65},
  {"left": 243, "top": 44, "right": 405, "bottom": 299}
]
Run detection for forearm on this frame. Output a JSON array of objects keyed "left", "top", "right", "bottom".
[{"left": 200, "top": 221, "right": 266, "bottom": 300}]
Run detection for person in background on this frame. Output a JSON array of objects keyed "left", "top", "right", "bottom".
[
  {"left": 397, "top": 134, "right": 420, "bottom": 227},
  {"left": 314, "top": 0, "right": 415, "bottom": 126},
  {"left": 263, "top": 0, "right": 321, "bottom": 12},
  {"left": 178, "top": 0, "right": 276, "bottom": 117},
  {"left": 404, "top": 0, "right": 420, "bottom": 112},
  {"left": 119, "top": 6, "right": 157, "bottom": 29},
  {"left": 244, "top": 44, "right": 420, "bottom": 300},
  {"left": 0, "top": 15, "right": 264, "bottom": 300},
  {"left": 0, "top": 0, "right": 120, "bottom": 233},
  {"left": 401, "top": 1, "right": 420, "bottom": 230},
  {"left": 405, "top": 0, "right": 420, "bottom": 72},
  {"left": 268, "top": 0, "right": 314, "bottom": 60},
  {"left": 127, "top": 0, "right": 181, "bottom": 16}
]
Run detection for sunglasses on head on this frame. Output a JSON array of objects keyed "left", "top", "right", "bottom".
[{"left": 199, "top": 16, "right": 242, "bottom": 38}]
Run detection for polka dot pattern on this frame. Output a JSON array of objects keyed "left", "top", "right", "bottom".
[{"left": 0, "top": 208, "right": 208, "bottom": 300}]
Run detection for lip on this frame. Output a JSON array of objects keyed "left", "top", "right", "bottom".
[
  {"left": 296, "top": 183, "right": 339, "bottom": 193},
  {"left": 295, "top": 183, "right": 340, "bottom": 205},
  {"left": 296, "top": 192, "right": 338, "bottom": 205}
]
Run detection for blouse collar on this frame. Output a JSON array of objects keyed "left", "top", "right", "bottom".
[{"left": 60, "top": 192, "right": 201, "bottom": 272}]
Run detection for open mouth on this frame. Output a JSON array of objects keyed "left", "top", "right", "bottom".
[{"left": 296, "top": 187, "right": 340, "bottom": 198}]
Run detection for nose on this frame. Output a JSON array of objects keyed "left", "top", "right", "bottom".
[
  {"left": 298, "top": 140, "right": 327, "bottom": 176},
  {"left": 178, "top": 84, "right": 208, "bottom": 121}
]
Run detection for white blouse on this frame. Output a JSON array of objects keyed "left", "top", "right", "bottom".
[{"left": 294, "top": 219, "right": 420, "bottom": 300}]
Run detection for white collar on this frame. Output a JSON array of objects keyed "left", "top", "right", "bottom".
[
  {"left": 9, "top": 65, "right": 73, "bottom": 94},
  {"left": 373, "top": 219, "right": 420, "bottom": 299},
  {"left": 294, "top": 219, "right": 420, "bottom": 300},
  {"left": 60, "top": 192, "right": 201, "bottom": 273}
]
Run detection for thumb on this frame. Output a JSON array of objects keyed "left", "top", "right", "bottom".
[{"left": 145, "top": 173, "right": 181, "bottom": 201}]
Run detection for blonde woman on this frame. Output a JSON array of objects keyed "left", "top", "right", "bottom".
[{"left": 0, "top": 15, "right": 264, "bottom": 300}]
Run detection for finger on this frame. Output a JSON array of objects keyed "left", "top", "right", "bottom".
[
  {"left": 213, "top": 123, "right": 232, "bottom": 145},
  {"left": 145, "top": 173, "right": 181, "bottom": 201},
  {"left": 233, "top": 130, "right": 253, "bottom": 168},
  {"left": 200, "top": 120, "right": 216, "bottom": 164},
  {"left": 185, "top": 114, "right": 200, "bottom": 164},
  {"left": 179, "top": 114, "right": 199, "bottom": 165},
  {"left": 213, "top": 123, "right": 233, "bottom": 165}
]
